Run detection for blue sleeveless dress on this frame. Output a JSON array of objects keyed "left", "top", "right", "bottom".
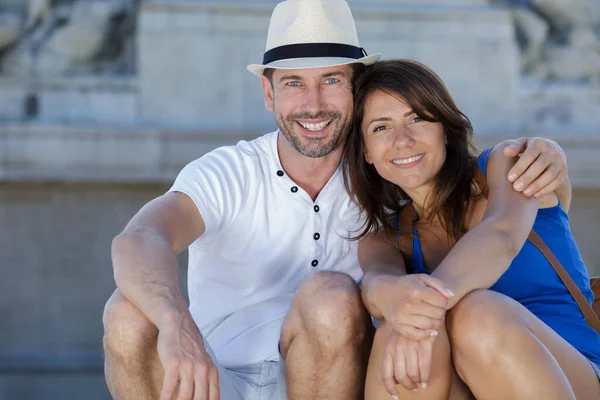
[{"left": 406, "top": 148, "right": 600, "bottom": 366}]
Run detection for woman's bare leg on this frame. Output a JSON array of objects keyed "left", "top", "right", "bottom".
[
  {"left": 365, "top": 319, "right": 471, "bottom": 399},
  {"left": 448, "top": 290, "right": 600, "bottom": 400}
]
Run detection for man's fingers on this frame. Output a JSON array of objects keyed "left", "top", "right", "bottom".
[
  {"left": 512, "top": 151, "right": 551, "bottom": 193},
  {"left": 176, "top": 373, "right": 194, "bottom": 400},
  {"left": 419, "top": 274, "right": 455, "bottom": 299},
  {"left": 506, "top": 138, "right": 540, "bottom": 183},
  {"left": 208, "top": 368, "right": 219, "bottom": 400},
  {"left": 521, "top": 165, "right": 560, "bottom": 197},
  {"left": 503, "top": 137, "right": 527, "bottom": 160},
  {"left": 160, "top": 365, "right": 180, "bottom": 400},
  {"left": 193, "top": 368, "right": 209, "bottom": 400},
  {"left": 508, "top": 151, "right": 542, "bottom": 190},
  {"left": 534, "top": 171, "right": 565, "bottom": 198}
]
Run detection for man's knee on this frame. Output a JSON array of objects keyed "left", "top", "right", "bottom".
[
  {"left": 281, "top": 272, "right": 369, "bottom": 353},
  {"left": 103, "top": 289, "right": 157, "bottom": 361}
]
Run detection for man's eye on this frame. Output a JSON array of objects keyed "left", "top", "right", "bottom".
[
  {"left": 325, "top": 78, "right": 339, "bottom": 84},
  {"left": 286, "top": 81, "right": 301, "bottom": 87}
]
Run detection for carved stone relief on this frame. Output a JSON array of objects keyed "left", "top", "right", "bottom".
[
  {"left": 491, "top": 0, "right": 600, "bottom": 82},
  {"left": 0, "top": 0, "right": 140, "bottom": 77}
]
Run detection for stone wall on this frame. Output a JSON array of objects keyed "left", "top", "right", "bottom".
[{"left": 0, "top": 181, "right": 188, "bottom": 400}]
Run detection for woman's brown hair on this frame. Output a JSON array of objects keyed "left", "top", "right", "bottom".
[{"left": 343, "top": 59, "right": 481, "bottom": 241}]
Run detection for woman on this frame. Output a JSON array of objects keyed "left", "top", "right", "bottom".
[{"left": 343, "top": 59, "right": 600, "bottom": 399}]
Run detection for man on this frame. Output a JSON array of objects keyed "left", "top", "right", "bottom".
[{"left": 102, "top": 0, "right": 571, "bottom": 399}]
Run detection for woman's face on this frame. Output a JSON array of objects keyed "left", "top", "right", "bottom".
[{"left": 361, "top": 90, "right": 447, "bottom": 197}]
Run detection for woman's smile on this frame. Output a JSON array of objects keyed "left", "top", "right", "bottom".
[{"left": 391, "top": 153, "right": 425, "bottom": 168}]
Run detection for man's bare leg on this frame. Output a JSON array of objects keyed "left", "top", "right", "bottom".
[
  {"left": 103, "top": 289, "right": 164, "bottom": 399},
  {"left": 280, "top": 271, "right": 374, "bottom": 399}
]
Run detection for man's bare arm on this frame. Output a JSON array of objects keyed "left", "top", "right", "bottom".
[{"left": 111, "top": 191, "right": 205, "bottom": 328}]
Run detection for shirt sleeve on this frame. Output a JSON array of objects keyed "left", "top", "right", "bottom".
[{"left": 168, "top": 145, "right": 249, "bottom": 238}]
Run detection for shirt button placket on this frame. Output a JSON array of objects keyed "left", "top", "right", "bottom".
[{"left": 312, "top": 203, "right": 323, "bottom": 269}]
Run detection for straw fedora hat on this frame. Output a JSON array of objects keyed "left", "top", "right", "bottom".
[{"left": 247, "top": 0, "right": 382, "bottom": 76}]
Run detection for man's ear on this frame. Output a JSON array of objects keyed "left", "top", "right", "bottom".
[
  {"left": 364, "top": 151, "right": 373, "bottom": 164},
  {"left": 260, "top": 74, "right": 274, "bottom": 112}
]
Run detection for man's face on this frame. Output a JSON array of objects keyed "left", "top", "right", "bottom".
[{"left": 261, "top": 65, "right": 354, "bottom": 158}]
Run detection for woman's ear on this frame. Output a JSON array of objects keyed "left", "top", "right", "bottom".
[{"left": 364, "top": 151, "right": 373, "bottom": 164}]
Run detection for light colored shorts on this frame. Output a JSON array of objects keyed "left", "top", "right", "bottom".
[{"left": 204, "top": 339, "right": 287, "bottom": 400}]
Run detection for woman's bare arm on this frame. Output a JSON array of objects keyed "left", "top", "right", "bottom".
[{"left": 431, "top": 144, "right": 541, "bottom": 308}]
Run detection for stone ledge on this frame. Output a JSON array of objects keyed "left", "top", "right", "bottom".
[
  {"left": 1, "top": 123, "right": 599, "bottom": 188},
  {"left": 0, "top": 77, "right": 138, "bottom": 91},
  {"left": 0, "top": 77, "right": 139, "bottom": 124},
  {"left": 0, "top": 124, "right": 257, "bottom": 183}
]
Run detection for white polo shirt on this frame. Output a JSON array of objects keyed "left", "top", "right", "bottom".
[{"left": 169, "top": 131, "right": 364, "bottom": 368}]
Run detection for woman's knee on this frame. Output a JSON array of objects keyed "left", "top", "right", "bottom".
[
  {"left": 283, "top": 272, "right": 369, "bottom": 349},
  {"left": 447, "top": 290, "right": 526, "bottom": 369},
  {"left": 102, "top": 289, "right": 158, "bottom": 359}
]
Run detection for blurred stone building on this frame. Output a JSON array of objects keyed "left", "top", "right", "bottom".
[{"left": 0, "top": 0, "right": 599, "bottom": 398}]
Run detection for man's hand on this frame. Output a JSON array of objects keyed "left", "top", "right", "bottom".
[
  {"left": 502, "top": 137, "right": 567, "bottom": 198},
  {"left": 157, "top": 311, "right": 220, "bottom": 400},
  {"left": 382, "top": 330, "right": 435, "bottom": 396},
  {"left": 375, "top": 274, "right": 454, "bottom": 340}
]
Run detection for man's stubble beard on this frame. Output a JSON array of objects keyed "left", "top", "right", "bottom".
[{"left": 276, "top": 110, "right": 352, "bottom": 159}]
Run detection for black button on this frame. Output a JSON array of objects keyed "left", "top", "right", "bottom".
[
  {"left": 311, "top": 259, "right": 319, "bottom": 267},
  {"left": 313, "top": 233, "right": 320, "bottom": 240},
  {"left": 291, "top": 186, "right": 298, "bottom": 193},
  {"left": 314, "top": 205, "right": 320, "bottom": 212},
  {"left": 276, "top": 170, "right": 284, "bottom": 177}
]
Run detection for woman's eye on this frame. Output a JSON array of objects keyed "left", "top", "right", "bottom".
[
  {"left": 411, "top": 116, "right": 423, "bottom": 123},
  {"left": 373, "top": 125, "right": 387, "bottom": 133}
]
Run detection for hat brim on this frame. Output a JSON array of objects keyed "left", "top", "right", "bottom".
[{"left": 247, "top": 54, "right": 382, "bottom": 76}]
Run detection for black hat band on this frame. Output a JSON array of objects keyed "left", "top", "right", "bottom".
[{"left": 263, "top": 43, "right": 367, "bottom": 65}]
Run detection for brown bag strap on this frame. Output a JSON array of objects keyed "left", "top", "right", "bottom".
[
  {"left": 398, "top": 203, "right": 416, "bottom": 269},
  {"left": 396, "top": 164, "right": 600, "bottom": 335},
  {"left": 477, "top": 163, "right": 600, "bottom": 333},
  {"left": 527, "top": 230, "right": 600, "bottom": 335}
]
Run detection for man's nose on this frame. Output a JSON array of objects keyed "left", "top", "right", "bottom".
[{"left": 302, "top": 86, "right": 324, "bottom": 113}]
